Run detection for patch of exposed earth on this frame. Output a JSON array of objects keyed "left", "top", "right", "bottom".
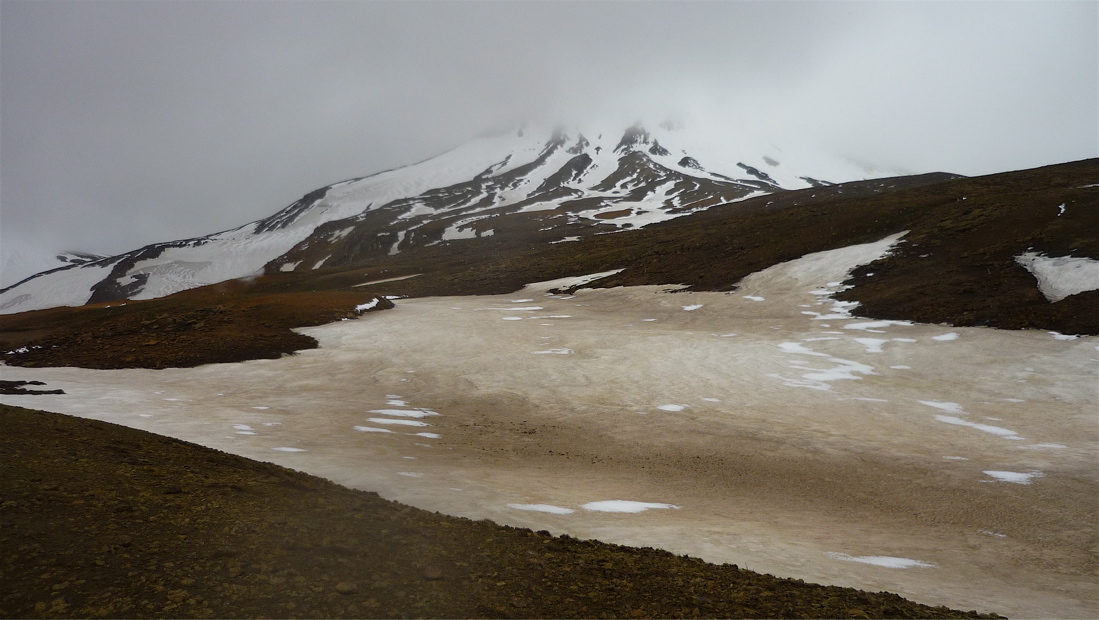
[{"left": 2, "top": 237, "right": 1096, "bottom": 618}]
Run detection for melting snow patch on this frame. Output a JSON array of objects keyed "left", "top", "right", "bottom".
[
  {"left": 853, "top": 338, "right": 888, "bottom": 353},
  {"left": 354, "top": 426, "right": 394, "bottom": 433},
  {"left": 932, "top": 333, "right": 959, "bottom": 341},
  {"left": 386, "top": 399, "right": 407, "bottom": 406},
  {"left": 271, "top": 447, "right": 306, "bottom": 452},
  {"left": 980, "top": 530, "right": 1008, "bottom": 538},
  {"left": 701, "top": 397, "right": 721, "bottom": 402},
  {"left": 252, "top": 406, "right": 270, "bottom": 410},
  {"left": 355, "top": 299, "right": 380, "bottom": 312},
  {"left": 657, "top": 404, "right": 688, "bottom": 412},
  {"left": 825, "top": 553, "right": 936, "bottom": 569},
  {"left": 743, "top": 295, "right": 765, "bottom": 302},
  {"left": 507, "top": 503, "right": 575, "bottom": 515},
  {"left": 1000, "top": 398, "right": 1025, "bottom": 403},
  {"left": 843, "top": 321, "right": 912, "bottom": 332},
  {"left": 533, "top": 348, "right": 573, "bottom": 355},
  {"left": 368, "top": 409, "right": 439, "bottom": 418},
  {"left": 793, "top": 358, "right": 876, "bottom": 384},
  {"left": 943, "top": 456, "right": 969, "bottom": 460},
  {"left": 936, "top": 415, "right": 1021, "bottom": 439},
  {"left": 367, "top": 418, "right": 430, "bottom": 427},
  {"left": 529, "top": 269, "right": 624, "bottom": 291},
  {"left": 983, "top": 470, "right": 1043, "bottom": 485},
  {"left": 1022, "top": 443, "right": 1068, "bottom": 450},
  {"left": 890, "top": 365, "right": 912, "bottom": 370},
  {"left": 682, "top": 304, "right": 704, "bottom": 311},
  {"left": 511, "top": 299, "right": 534, "bottom": 303},
  {"left": 1015, "top": 252, "right": 1099, "bottom": 302},
  {"left": 919, "top": 401, "right": 966, "bottom": 414},
  {"left": 412, "top": 432, "right": 441, "bottom": 439},
  {"left": 1049, "top": 332, "right": 1079, "bottom": 340},
  {"left": 502, "top": 317, "right": 523, "bottom": 321},
  {"left": 581, "top": 501, "right": 680, "bottom": 513},
  {"left": 779, "top": 342, "right": 830, "bottom": 357}
]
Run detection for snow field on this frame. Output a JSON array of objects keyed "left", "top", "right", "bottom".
[{"left": 2, "top": 236, "right": 1096, "bottom": 618}]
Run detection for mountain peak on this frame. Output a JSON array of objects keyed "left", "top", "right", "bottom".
[
  {"left": 614, "top": 122, "right": 653, "bottom": 154},
  {"left": 1, "top": 123, "right": 895, "bottom": 314}
]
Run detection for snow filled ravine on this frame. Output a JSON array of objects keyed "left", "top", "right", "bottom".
[{"left": 3, "top": 235, "right": 1097, "bottom": 619}]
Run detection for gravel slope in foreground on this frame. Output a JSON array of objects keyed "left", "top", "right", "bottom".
[{"left": 0, "top": 404, "right": 1000, "bottom": 619}]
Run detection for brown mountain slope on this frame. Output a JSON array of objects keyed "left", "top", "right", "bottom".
[{"left": 1, "top": 159, "right": 1095, "bottom": 371}]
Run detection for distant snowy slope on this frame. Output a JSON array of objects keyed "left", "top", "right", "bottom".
[{"left": 0, "top": 123, "right": 888, "bottom": 314}]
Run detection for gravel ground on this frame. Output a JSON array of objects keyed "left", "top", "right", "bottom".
[{"left": 0, "top": 403, "right": 998, "bottom": 619}]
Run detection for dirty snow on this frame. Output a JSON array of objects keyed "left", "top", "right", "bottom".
[
  {"left": 935, "top": 415, "right": 1022, "bottom": 439},
  {"left": 354, "top": 426, "right": 394, "bottom": 433},
  {"left": 918, "top": 401, "right": 966, "bottom": 414},
  {"left": 983, "top": 470, "right": 1044, "bottom": 485},
  {"left": 366, "top": 418, "right": 430, "bottom": 427},
  {"left": 368, "top": 409, "right": 439, "bottom": 418},
  {"left": 853, "top": 338, "right": 889, "bottom": 353}
]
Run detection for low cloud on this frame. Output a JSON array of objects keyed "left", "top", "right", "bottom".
[{"left": 2, "top": 1, "right": 1095, "bottom": 285}]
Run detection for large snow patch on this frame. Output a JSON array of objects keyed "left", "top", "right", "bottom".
[{"left": 1015, "top": 252, "right": 1099, "bottom": 302}]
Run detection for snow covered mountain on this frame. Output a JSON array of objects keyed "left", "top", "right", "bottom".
[{"left": 0, "top": 123, "right": 887, "bottom": 314}]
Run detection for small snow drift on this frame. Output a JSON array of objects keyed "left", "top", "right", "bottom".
[
  {"left": 506, "top": 503, "right": 575, "bottom": 515},
  {"left": 825, "top": 553, "right": 937, "bottom": 569},
  {"left": 580, "top": 501, "right": 680, "bottom": 513}
]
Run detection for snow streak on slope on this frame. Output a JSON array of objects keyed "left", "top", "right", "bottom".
[{"left": 0, "top": 123, "right": 883, "bottom": 314}]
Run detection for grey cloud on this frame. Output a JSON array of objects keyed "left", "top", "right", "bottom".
[{"left": 2, "top": 0, "right": 1095, "bottom": 286}]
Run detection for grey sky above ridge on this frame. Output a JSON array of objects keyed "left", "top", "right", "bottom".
[{"left": 2, "top": 0, "right": 1096, "bottom": 287}]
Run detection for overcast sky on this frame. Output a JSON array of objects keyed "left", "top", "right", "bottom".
[{"left": 2, "top": 0, "right": 1096, "bottom": 286}]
